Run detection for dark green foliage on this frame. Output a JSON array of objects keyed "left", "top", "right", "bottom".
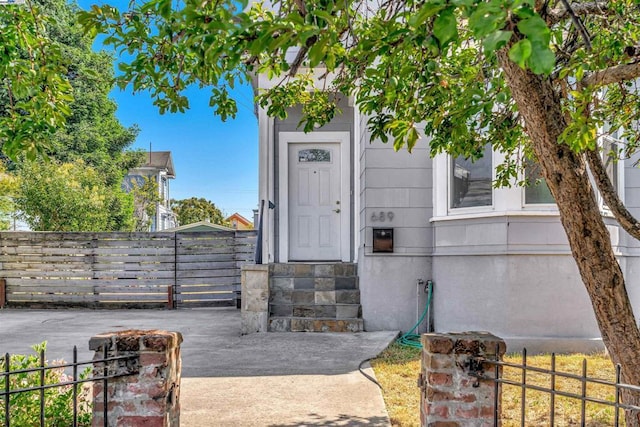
[
  {"left": 171, "top": 197, "right": 228, "bottom": 226},
  {"left": 1, "top": 0, "right": 141, "bottom": 230},
  {"left": 16, "top": 159, "right": 135, "bottom": 231}
]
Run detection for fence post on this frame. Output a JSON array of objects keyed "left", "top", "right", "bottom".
[
  {"left": 89, "top": 330, "right": 183, "bottom": 427},
  {"left": 0, "top": 278, "right": 5, "bottom": 308},
  {"left": 167, "top": 285, "right": 174, "bottom": 310},
  {"left": 420, "top": 332, "right": 506, "bottom": 427}
]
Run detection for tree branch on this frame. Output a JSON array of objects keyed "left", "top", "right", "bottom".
[
  {"left": 292, "top": 0, "right": 307, "bottom": 16},
  {"left": 585, "top": 149, "right": 640, "bottom": 241},
  {"left": 548, "top": 1, "right": 610, "bottom": 23},
  {"left": 581, "top": 62, "right": 640, "bottom": 88},
  {"left": 289, "top": 46, "right": 309, "bottom": 76},
  {"left": 558, "top": 0, "right": 591, "bottom": 51}
]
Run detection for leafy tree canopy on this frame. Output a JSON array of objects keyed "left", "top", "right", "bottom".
[
  {"left": 77, "top": 0, "right": 639, "bottom": 167},
  {"left": 0, "top": 0, "right": 73, "bottom": 160},
  {"left": 171, "top": 197, "right": 228, "bottom": 226},
  {"left": 1, "top": 0, "right": 143, "bottom": 231},
  {"left": 40, "top": 0, "right": 140, "bottom": 182},
  {"left": 15, "top": 159, "right": 134, "bottom": 231},
  {"left": 0, "top": 163, "right": 19, "bottom": 230},
  {"left": 1, "top": 0, "right": 140, "bottom": 175}
]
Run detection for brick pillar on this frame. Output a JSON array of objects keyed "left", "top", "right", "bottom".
[
  {"left": 89, "top": 329, "right": 183, "bottom": 427},
  {"left": 420, "top": 332, "right": 506, "bottom": 427}
]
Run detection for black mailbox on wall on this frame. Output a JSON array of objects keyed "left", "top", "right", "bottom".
[{"left": 373, "top": 228, "right": 394, "bottom": 253}]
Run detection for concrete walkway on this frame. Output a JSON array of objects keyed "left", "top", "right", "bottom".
[{"left": 0, "top": 308, "right": 397, "bottom": 426}]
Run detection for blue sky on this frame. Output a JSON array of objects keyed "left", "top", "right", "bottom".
[
  {"left": 77, "top": 0, "right": 259, "bottom": 223},
  {"left": 111, "top": 86, "right": 259, "bottom": 223}
]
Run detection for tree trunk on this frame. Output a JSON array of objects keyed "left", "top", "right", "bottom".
[{"left": 497, "top": 51, "right": 640, "bottom": 425}]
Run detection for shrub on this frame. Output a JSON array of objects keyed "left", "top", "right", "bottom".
[{"left": 0, "top": 342, "right": 92, "bottom": 427}]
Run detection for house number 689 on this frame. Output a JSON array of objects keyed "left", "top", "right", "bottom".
[{"left": 371, "top": 211, "right": 394, "bottom": 222}]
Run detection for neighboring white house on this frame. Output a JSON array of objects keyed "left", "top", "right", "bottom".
[
  {"left": 124, "top": 151, "right": 177, "bottom": 231},
  {"left": 253, "top": 71, "right": 640, "bottom": 353}
]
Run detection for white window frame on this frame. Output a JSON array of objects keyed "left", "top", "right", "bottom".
[
  {"left": 433, "top": 148, "right": 562, "bottom": 221},
  {"left": 432, "top": 134, "right": 626, "bottom": 221},
  {"left": 598, "top": 134, "right": 625, "bottom": 214}
]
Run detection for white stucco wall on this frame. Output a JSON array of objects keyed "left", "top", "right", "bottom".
[
  {"left": 359, "top": 253, "right": 432, "bottom": 332},
  {"left": 432, "top": 253, "right": 603, "bottom": 354}
]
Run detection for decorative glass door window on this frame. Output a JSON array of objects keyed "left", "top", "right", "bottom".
[{"left": 298, "top": 149, "right": 331, "bottom": 162}]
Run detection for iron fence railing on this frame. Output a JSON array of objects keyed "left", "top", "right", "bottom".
[
  {"left": 468, "top": 347, "right": 640, "bottom": 426},
  {"left": 1, "top": 346, "right": 138, "bottom": 427}
]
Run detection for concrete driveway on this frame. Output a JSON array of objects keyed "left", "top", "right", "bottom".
[{"left": 0, "top": 308, "right": 397, "bottom": 426}]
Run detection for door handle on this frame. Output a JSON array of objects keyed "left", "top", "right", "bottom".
[{"left": 333, "top": 208, "right": 341, "bottom": 213}]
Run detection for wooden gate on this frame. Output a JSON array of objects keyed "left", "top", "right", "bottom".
[
  {"left": 0, "top": 230, "right": 256, "bottom": 309},
  {"left": 174, "top": 231, "right": 256, "bottom": 307}
]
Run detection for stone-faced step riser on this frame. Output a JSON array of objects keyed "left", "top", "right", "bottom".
[
  {"left": 270, "top": 289, "right": 360, "bottom": 304},
  {"left": 269, "top": 304, "right": 362, "bottom": 319},
  {"left": 270, "top": 263, "right": 357, "bottom": 279},
  {"left": 268, "top": 318, "right": 364, "bottom": 333},
  {"left": 271, "top": 277, "right": 359, "bottom": 292}
]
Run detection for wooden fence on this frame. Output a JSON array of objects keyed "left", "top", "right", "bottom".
[{"left": 0, "top": 230, "right": 257, "bottom": 308}]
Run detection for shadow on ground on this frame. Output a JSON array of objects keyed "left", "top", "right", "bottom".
[{"left": 267, "top": 413, "right": 390, "bottom": 426}]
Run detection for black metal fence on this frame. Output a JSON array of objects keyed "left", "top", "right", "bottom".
[
  {"left": 468, "top": 347, "right": 640, "bottom": 426},
  {"left": 1, "top": 346, "right": 138, "bottom": 427}
]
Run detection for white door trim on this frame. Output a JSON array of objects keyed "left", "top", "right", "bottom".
[{"left": 279, "top": 131, "right": 351, "bottom": 263}]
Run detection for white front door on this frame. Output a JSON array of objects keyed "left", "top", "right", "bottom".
[
  {"left": 289, "top": 143, "right": 341, "bottom": 260},
  {"left": 278, "top": 132, "right": 350, "bottom": 262}
]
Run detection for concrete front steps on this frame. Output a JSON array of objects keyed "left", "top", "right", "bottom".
[{"left": 268, "top": 263, "right": 363, "bottom": 332}]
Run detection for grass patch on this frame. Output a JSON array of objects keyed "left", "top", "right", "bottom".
[
  {"left": 370, "top": 343, "right": 422, "bottom": 427},
  {"left": 371, "top": 343, "right": 620, "bottom": 427},
  {"left": 501, "top": 352, "right": 619, "bottom": 426}
]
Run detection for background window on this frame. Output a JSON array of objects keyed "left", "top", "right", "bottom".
[
  {"left": 524, "top": 161, "right": 555, "bottom": 204},
  {"left": 450, "top": 145, "right": 493, "bottom": 208},
  {"left": 602, "top": 136, "right": 619, "bottom": 195}
]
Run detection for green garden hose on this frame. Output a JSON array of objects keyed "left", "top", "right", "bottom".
[{"left": 396, "top": 281, "right": 433, "bottom": 349}]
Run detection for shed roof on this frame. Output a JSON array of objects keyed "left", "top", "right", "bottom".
[{"left": 164, "top": 221, "right": 234, "bottom": 232}]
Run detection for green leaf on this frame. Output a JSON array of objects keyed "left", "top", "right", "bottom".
[
  {"left": 483, "top": 30, "right": 512, "bottom": 55},
  {"left": 406, "top": 127, "right": 420, "bottom": 152},
  {"left": 310, "top": 9, "right": 334, "bottom": 23},
  {"left": 432, "top": 9, "right": 458, "bottom": 49},
  {"left": 513, "top": 4, "right": 535, "bottom": 19},
  {"left": 527, "top": 43, "right": 555, "bottom": 75},
  {"left": 307, "top": 38, "right": 327, "bottom": 68},
  {"left": 157, "top": 0, "right": 172, "bottom": 19},
  {"left": 508, "top": 39, "right": 532, "bottom": 68},
  {"left": 408, "top": 3, "right": 445, "bottom": 28},
  {"left": 517, "top": 15, "right": 550, "bottom": 45},
  {"left": 469, "top": 2, "right": 505, "bottom": 37}
]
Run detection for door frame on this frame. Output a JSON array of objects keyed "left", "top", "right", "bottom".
[{"left": 278, "top": 131, "right": 351, "bottom": 263}]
